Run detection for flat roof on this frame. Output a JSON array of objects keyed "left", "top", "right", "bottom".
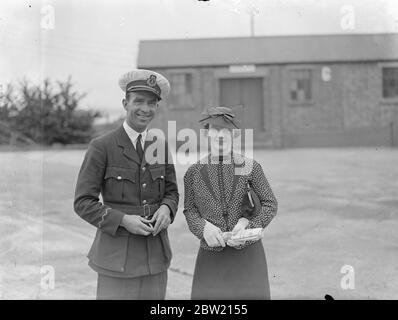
[{"left": 137, "top": 33, "right": 398, "bottom": 68}]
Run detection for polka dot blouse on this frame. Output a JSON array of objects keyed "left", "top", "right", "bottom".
[{"left": 183, "top": 154, "right": 278, "bottom": 251}]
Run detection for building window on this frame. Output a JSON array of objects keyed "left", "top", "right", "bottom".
[
  {"left": 289, "top": 69, "right": 312, "bottom": 103},
  {"left": 168, "top": 73, "right": 194, "bottom": 109},
  {"left": 382, "top": 67, "right": 398, "bottom": 99}
]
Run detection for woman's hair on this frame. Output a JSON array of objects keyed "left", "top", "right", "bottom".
[{"left": 202, "top": 124, "right": 241, "bottom": 139}]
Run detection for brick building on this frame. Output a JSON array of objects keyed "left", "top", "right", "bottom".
[{"left": 137, "top": 33, "right": 398, "bottom": 148}]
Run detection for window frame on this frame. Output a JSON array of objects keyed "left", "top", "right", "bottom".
[
  {"left": 379, "top": 62, "right": 398, "bottom": 104},
  {"left": 287, "top": 65, "right": 315, "bottom": 106},
  {"left": 166, "top": 69, "right": 197, "bottom": 110}
]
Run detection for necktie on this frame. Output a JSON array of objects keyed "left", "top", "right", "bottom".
[{"left": 136, "top": 134, "right": 144, "bottom": 162}]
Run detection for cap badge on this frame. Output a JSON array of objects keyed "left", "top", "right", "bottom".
[{"left": 147, "top": 74, "right": 157, "bottom": 87}]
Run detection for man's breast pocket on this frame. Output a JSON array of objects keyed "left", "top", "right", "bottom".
[
  {"left": 103, "top": 167, "right": 137, "bottom": 201},
  {"left": 148, "top": 166, "right": 166, "bottom": 200}
]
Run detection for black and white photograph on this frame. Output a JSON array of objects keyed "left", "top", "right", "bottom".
[{"left": 1, "top": 0, "right": 398, "bottom": 302}]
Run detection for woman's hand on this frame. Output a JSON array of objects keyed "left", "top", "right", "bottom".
[
  {"left": 232, "top": 217, "right": 249, "bottom": 233},
  {"left": 226, "top": 238, "right": 247, "bottom": 248},
  {"left": 227, "top": 218, "right": 249, "bottom": 248},
  {"left": 203, "top": 220, "right": 225, "bottom": 247}
]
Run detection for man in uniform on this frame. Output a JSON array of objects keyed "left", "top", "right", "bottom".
[{"left": 74, "top": 69, "right": 179, "bottom": 299}]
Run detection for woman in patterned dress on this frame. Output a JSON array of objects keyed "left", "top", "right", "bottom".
[{"left": 183, "top": 106, "right": 278, "bottom": 300}]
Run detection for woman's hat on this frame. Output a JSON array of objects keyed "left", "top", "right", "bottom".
[{"left": 199, "top": 106, "right": 241, "bottom": 129}]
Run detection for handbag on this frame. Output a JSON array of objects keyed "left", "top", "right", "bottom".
[{"left": 241, "top": 180, "right": 261, "bottom": 218}]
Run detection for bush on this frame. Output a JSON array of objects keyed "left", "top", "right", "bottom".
[{"left": 0, "top": 77, "right": 100, "bottom": 145}]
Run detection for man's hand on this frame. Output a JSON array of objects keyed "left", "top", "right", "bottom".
[
  {"left": 121, "top": 215, "right": 154, "bottom": 236},
  {"left": 147, "top": 205, "right": 171, "bottom": 236},
  {"left": 203, "top": 220, "right": 225, "bottom": 248}
]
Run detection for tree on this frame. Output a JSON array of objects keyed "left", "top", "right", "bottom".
[{"left": 0, "top": 77, "right": 100, "bottom": 145}]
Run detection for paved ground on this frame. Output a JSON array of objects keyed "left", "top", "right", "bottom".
[{"left": 0, "top": 147, "right": 398, "bottom": 299}]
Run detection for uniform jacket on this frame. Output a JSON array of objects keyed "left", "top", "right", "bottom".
[
  {"left": 74, "top": 125, "right": 179, "bottom": 276},
  {"left": 183, "top": 154, "right": 277, "bottom": 251}
]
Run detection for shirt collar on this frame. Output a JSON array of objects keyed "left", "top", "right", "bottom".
[{"left": 123, "top": 121, "right": 147, "bottom": 147}]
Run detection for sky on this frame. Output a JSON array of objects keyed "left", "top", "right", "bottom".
[{"left": 1, "top": 0, "right": 398, "bottom": 121}]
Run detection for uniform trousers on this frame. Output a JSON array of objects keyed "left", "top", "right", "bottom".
[{"left": 96, "top": 271, "right": 168, "bottom": 300}]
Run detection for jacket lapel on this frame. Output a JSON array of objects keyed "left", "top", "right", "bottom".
[
  {"left": 141, "top": 129, "right": 157, "bottom": 167},
  {"left": 226, "top": 154, "right": 245, "bottom": 207},
  {"left": 226, "top": 174, "right": 241, "bottom": 207},
  {"left": 199, "top": 164, "right": 219, "bottom": 202},
  {"left": 115, "top": 125, "right": 141, "bottom": 165}
]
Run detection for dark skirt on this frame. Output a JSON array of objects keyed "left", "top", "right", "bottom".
[{"left": 191, "top": 241, "right": 270, "bottom": 300}]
